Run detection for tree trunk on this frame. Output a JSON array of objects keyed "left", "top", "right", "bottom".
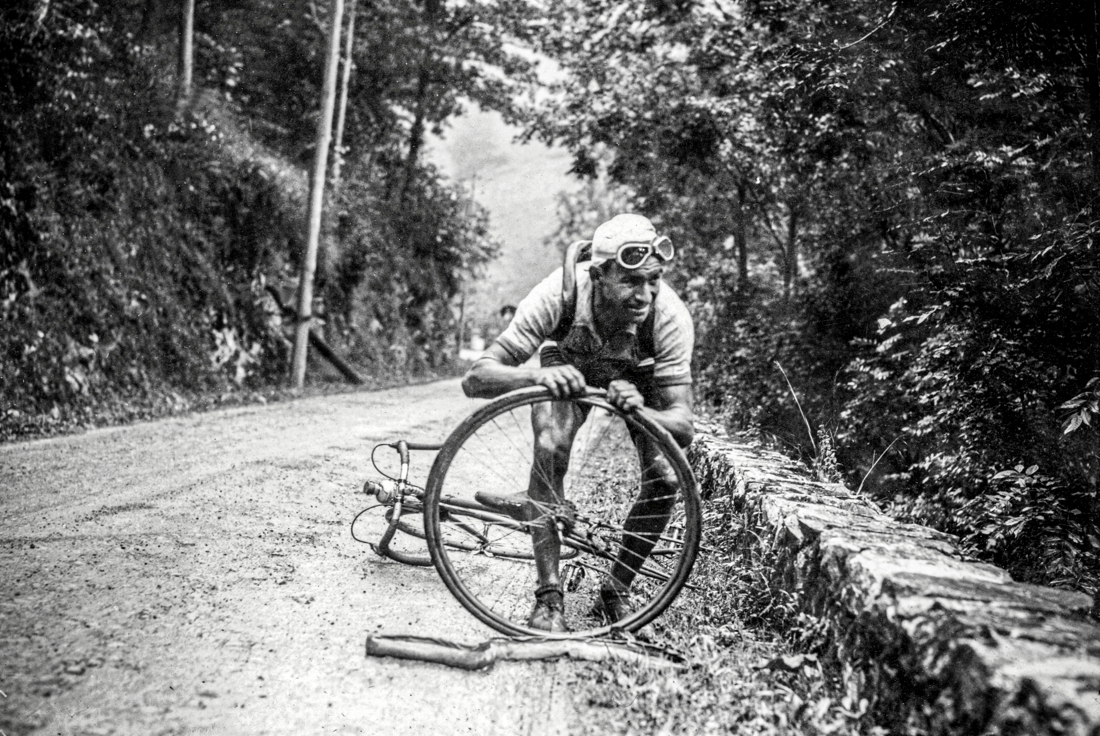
[
  {"left": 1087, "top": 1, "right": 1100, "bottom": 197},
  {"left": 32, "top": 0, "right": 50, "bottom": 36},
  {"left": 456, "top": 288, "right": 466, "bottom": 352},
  {"left": 331, "top": 0, "right": 357, "bottom": 190},
  {"left": 139, "top": 0, "right": 161, "bottom": 43},
  {"left": 399, "top": 55, "right": 432, "bottom": 202},
  {"left": 395, "top": 3, "right": 453, "bottom": 203},
  {"left": 784, "top": 203, "right": 799, "bottom": 301},
  {"left": 292, "top": 0, "right": 346, "bottom": 389},
  {"left": 735, "top": 180, "right": 748, "bottom": 290},
  {"left": 176, "top": 0, "right": 195, "bottom": 110}
]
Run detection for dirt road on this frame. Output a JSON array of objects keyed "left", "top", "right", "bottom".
[{"left": 1, "top": 380, "right": 572, "bottom": 736}]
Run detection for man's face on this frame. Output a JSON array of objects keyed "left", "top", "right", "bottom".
[{"left": 593, "top": 259, "right": 664, "bottom": 328}]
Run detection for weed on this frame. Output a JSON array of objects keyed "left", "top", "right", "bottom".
[{"left": 567, "top": 499, "right": 885, "bottom": 736}]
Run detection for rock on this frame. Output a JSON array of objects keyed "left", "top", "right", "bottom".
[{"left": 690, "top": 434, "right": 1100, "bottom": 736}]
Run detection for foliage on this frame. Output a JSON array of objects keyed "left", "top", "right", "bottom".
[
  {"left": 195, "top": 0, "right": 514, "bottom": 366},
  {"left": 518, "top": 0, "right": 1100, "bottom": 596},
  {"left": 1061, "top": 378, "right": 1100, "bottom": 437},
  {"left": 1, "top": 1, "right": 289, "bottom": 438},
  {"left": 838, "top": 222, "right": 1100, "bottom": 590},
  {"left": 543, "top": 172, "right": 637, "bottom": 255},
  {"left": 328, "top": 162, "right": 498, "bottom": 371},
  {"left": 0, "top": 0, "right": 516, "bottom": 440}
]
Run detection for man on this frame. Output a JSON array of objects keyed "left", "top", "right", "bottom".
[{"left": 461, "top": 213, "right": 695, "bottom": 632}]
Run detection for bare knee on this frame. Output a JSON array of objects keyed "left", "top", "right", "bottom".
[
  {"left": 534, "top": 428, "right": 572, "bottom": 476},
  {"left": 638, "top": 443, "right": 678, "bottom": 487},
  {"left": 531, "top": 403, "right": 582, "bottom": 476}
]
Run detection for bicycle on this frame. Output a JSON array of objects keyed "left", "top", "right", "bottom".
[{"left": 355, "top": 385, "right": 702, "bottom": 638}]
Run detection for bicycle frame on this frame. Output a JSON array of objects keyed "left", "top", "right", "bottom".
[
  {"left": 363, "top": 440, "right": 545, "bottom": 565},
  {"left": 361, "top": 439, "right": 684, "bottom": 586},
  {"left": 356, "top": 386, "right": 703, "bottom": 637}
]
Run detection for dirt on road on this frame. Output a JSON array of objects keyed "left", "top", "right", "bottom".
[{"left": 1, "top": 380, "right": 573, "bottom": 736}]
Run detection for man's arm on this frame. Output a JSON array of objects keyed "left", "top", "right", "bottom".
[
  {"left": 606, "top": 380, "right": 694, "bottom": 448},
  {"left": 462, "top": 343, "right": 587, "bottom": 400}
]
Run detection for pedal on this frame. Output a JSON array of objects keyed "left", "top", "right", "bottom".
[{"left": 561, "top": 563, "right": 585, "bottom": 593}]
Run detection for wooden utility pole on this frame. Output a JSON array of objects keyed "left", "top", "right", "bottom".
[
  {"left": 331, "top": 0, "right": 358, "bottom": 189},
  {"left": 177, "top": 0, "right": 195, "bottom": 109},
  {"left": 291, "top": 0, "right": 346, "bottom": 388}
]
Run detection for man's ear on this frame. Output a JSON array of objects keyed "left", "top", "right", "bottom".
[{"left": 589, "top": 262, "right": 607, "bottom": 282}]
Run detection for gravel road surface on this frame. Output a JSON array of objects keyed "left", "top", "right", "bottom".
[{"left": 1, "top": 380, "right": 573, "bottom": 736}]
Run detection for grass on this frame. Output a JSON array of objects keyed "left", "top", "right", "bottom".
[{"left": 565, "top": 497, "right": 887, "bottom": 736}]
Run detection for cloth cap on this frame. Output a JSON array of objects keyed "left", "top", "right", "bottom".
[{"left": 591, "top": 214, "right": 659, "bottom": 267}]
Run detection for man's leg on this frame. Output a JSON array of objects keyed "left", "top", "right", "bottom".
[
  {"left": 602, "top": 432, "right": 679, "bottom": 620},
  {"left": 527, "top": 399, "right": 587, "bottom": 591}
]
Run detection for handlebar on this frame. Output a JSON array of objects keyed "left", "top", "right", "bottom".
[
  {"left": 378, "top": 439, "right": 443, "bottom": 463},
  {"left": 370, "top": 439, "right": 443, "bottom": 485}
]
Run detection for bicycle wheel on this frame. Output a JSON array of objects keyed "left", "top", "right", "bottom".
[{"left": 423, "top": 386, "right": 701, "bottom": 637}]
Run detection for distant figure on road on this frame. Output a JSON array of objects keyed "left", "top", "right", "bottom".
[
  {"left": 461, "top": 213, "right": 695, "bottom": 632},
  {"left": 480, "top": 304, "right": 517, "bottom": 347}
]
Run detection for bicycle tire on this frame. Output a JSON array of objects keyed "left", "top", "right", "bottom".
[{"left": 423, "top": 386, "right": 701, "bottom": 638}]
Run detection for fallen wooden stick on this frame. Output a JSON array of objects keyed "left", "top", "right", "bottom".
[
  {"left": 265, "top": 284, "right": 363, "bottom": 384},
  {"left": 366, "top": 634, "right": 684, "bottom": 671}
]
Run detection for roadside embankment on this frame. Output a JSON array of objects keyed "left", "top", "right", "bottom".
[{"left": 689, "top": 433, "right": 1100, "bottom": 736}]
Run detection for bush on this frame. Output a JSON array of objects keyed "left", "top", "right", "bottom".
[{"left": 835, "top": 218, "right": 1100, "bottom": 595}]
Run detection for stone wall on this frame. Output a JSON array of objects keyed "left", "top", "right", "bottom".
[{"left": 688, "top": 433, "right": 1100, "bottom": 735}]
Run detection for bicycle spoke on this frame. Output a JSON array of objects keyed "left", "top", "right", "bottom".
[{"left": 462, "top": 418, "right": 529, "bottom": 491}]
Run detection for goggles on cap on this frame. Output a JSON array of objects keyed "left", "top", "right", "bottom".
[{"left": 614, "top": 235, "right": 675, "bottom": 269}]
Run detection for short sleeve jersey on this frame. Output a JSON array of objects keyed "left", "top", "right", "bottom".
[{"left": 494, "top": 262, "right": 694, "bottom": 387}]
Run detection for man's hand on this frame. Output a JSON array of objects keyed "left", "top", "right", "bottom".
[
  {"left": 607, "top": 379, "right": 644, "bottom": 413},
  {"left": 536, "top": 365, "right": 587, "bottom": 399},
  {"left": 463, "top": 344, "right": 586, "bottom": 400}
]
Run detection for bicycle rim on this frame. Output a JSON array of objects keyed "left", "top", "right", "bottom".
[{"left": 424, "top": 387, "right": 701, "bottom": 638}]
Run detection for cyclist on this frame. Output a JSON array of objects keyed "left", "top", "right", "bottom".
[{"left": 461, "top": 213, "right": 695, "bottom": 632}]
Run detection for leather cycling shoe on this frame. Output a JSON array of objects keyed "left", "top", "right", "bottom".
[
  {"left": 598, "top": 582, "right": 632, "bottom": 624},
  {"left": 527, "top": 585, "right": 568, "bottom": 633}
]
